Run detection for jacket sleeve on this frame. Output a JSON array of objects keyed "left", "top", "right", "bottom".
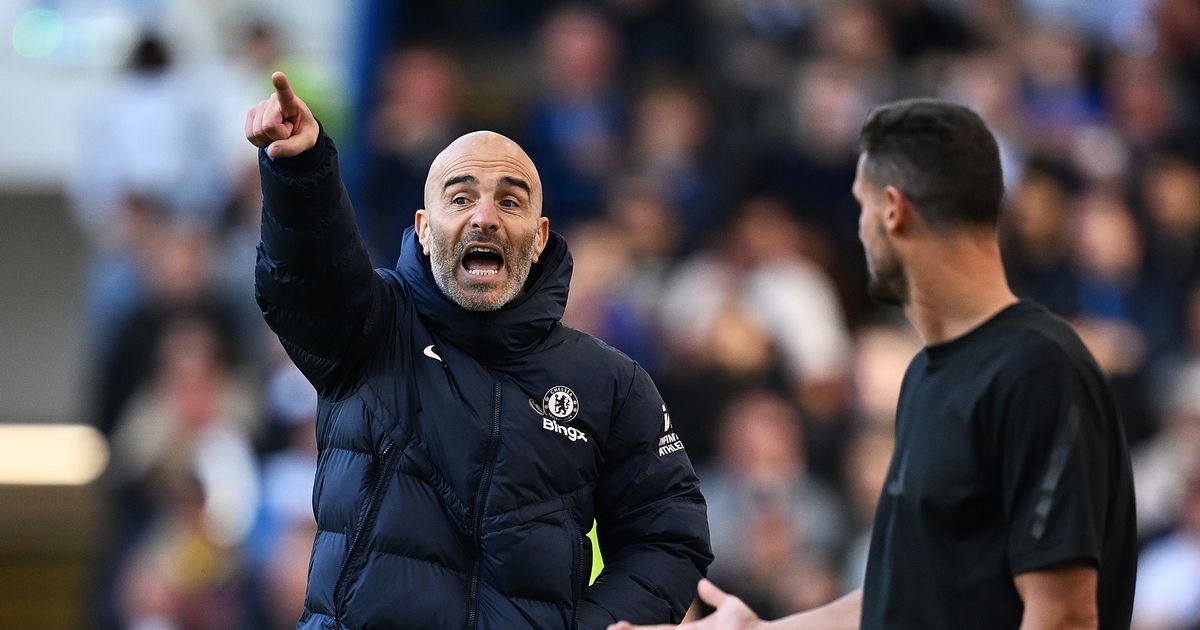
[
  {"left": 578, "top": 365, "right": 713, "bottom": 627},
  {"left": 255, "top": 128, "right": 394, "bottom": 400}
]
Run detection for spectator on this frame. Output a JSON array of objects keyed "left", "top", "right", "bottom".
[
  {"left": 525, "top": 5, "right": 625, "bottom": 230},
  {"left": 94, "top": 225, "right": 242, "bottom": 437},
  {"left": 627, "top": 79, "right": 723, "bottom": 245},
  {"left": 1133, "top": 363, "right": 1200, "bottom": 537},
  {"left": 1069, "top": 190, "right": 1169, "bottom": 443},
  {"left": 849, "top": 323, "right": 919, "bottom": 433},
  {"left": 1141, "top": 157, "right": 1200, "bottom": 299},
  {"left": 106, "top": 316, "right": 260, "bottom": 630},
  {"left": 1132, "top": 470, "right": 1200, "bottom": 629},
  {"left": 1001, "top": 162, "right": 1080, "bottom": 316},
  {"left": 110, "top": 315, "right": 260, "bottom": 547},
  {"left": 358, "top": 45, "right": 468, "bottom": 265},
  {"left": 603, "top": 175, "right": 685, "bottom": 314},
  {"left": 69, "top": 33, "right": 227, "bottom": 234},
  {"left": 702, "top": 391, "right": 849, "bottom": 618},
  {"left": 116, "top": 470, "right": 249, "bottom": 630},
  {"left": 562, "top": 220, "right": 662, "bottom": 371},
  {"left": 1070, "top": 189, "right": 1177, "bottom": 359},
  {"left": 660, "top": 196, "right": 852, "bottom": 416},
  {"left": 839, "top": 425, "right": 894, "bottom": 592}
]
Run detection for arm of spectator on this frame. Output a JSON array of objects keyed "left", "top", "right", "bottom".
[{"left": 249, "top": 72, "right": 394, "bottom": 400}]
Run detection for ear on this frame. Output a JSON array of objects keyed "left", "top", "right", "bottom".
[
  {"left": 415, "top": 210, "right": 432, "bottom": 256},
  {"left": 531, "top": 216, "right": 550, "bottom": 263},
  {"left": 882, "top": 185, "right": 911, "bottom": 235}
]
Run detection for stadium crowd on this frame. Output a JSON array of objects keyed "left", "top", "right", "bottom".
[{"left": 73, "top": 1, "right": 1200, "bottom": 628}]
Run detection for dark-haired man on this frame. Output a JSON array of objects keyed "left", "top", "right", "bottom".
[
  {"left": 615, "top": 99, "right": 1136, "bottom": 629},
  {"left": 246, "top": 72, "right": 711, "bottom": 628}
]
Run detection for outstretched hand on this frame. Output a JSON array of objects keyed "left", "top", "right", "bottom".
[
  {"left": 245, "top": 71, "right": 318, "bottom": 158},
  {"left": 608, "top": 580, "right": 764, "bottom": 630}
]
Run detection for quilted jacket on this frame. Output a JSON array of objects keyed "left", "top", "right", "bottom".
[{"left": 255, "top": 131, "right": 712, "bottom": 629}]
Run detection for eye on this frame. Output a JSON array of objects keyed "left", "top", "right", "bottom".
[
  {"left": 499, "top": 199, "right": 519, "bottom": 209},
  {"left": 451, "top": 195, "right": 470, "bottom": 206}
]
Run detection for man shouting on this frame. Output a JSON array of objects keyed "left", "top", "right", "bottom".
[{"left": 246, "top": 72, "right": 711, "bottom": 629}]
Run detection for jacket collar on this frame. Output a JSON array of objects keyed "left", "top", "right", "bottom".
[{"left": 396, "top": 226, "right": 571, "bottom": 363}]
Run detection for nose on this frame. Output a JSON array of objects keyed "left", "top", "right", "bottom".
[{"left": 470, "top": 196, "right": 501, "bottom": 233}]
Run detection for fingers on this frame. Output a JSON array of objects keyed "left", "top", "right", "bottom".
[
  {"left": 272, "top": 71, "right": 298, "bottom": 114},
  {"left": 244, "top": 106, "right": 260, "bottom": 146},
  {"left": 269, "top": 119, "right": 295, "bottom": 140},
  {"left": 245, "top": 98, "right": 298, "bottom": 150},
  {"left": 247, "top": 100, "right": 269, "bottom": 148},
  {"left": 267, "top": 121, "right": 318, "bottom": 158},
  {"left": 259, "top": 93, "right": 291, "bottom": 140},
  {"left": 697, "top": 579, "right": 731, "bottom": 609},
  {"left": 606, "top": 581, "right": 734, "bottom": 630},
  {"left": 247, "top": 71, "right": 317, "bottom": 156}
]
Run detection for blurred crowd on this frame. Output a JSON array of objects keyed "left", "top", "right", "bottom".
[{"left": 71, "top": 1, "right": 1200, "bottom": 628}]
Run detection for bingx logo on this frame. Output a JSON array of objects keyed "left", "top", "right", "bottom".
[{"left": 529, "top": 386, "right": 588, "bottom": 443}]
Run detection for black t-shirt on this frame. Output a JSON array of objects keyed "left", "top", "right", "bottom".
[{"left": 861, "top": 301, "right": 1136, "bottom": 629}]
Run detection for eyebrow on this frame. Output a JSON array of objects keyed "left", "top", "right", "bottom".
[
  {"left": 443, "top": 174, "right": 477, "bottom": 191},
  {"left": 499, "top": 176, "right": 531, "bottom": 196},
  {"left": 442, "top": 174, "right": 531, "bottom": 197}
]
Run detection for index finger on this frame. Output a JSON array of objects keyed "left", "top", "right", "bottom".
[
  {"left": 697, "top": 579, "right": 731, "bottom": 608},
  {"left": 272, "top": 71, "right": 297, "bottom": 109}
]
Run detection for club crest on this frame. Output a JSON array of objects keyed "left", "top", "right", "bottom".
[{"left": 541, "top": 385, "right": 580, "bottom": 423}]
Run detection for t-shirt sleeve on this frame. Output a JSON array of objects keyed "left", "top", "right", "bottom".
[{"left": 992, "top": 359, "right": 1114, "bottom": 576}]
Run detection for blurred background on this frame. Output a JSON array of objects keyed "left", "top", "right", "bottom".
[{"left": 1, "top": 0, "right": 1199, "bottom": 628}]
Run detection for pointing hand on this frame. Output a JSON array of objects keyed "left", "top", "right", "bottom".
[{"left": 244, "top": 71, "right": 318, "bottom": 158}]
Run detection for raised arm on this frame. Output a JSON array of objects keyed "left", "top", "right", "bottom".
[{"left": 247, "top": 73, "right": 394, "bottom": 400}]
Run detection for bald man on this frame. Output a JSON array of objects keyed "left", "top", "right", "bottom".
[{"left": 246, "top": 73, "right": 711, "bottom": 629}]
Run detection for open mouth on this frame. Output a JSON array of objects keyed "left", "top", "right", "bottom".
[{"left": 461, "top": 243, "right": 505, "bottom": 277}]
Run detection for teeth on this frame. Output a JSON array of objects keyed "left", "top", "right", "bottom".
[
  {"left": 468, "top": 247, "right": 497, "bottom": 254},
  {"left": 467, "top": 269, "right": 499, "bottom": 276}
]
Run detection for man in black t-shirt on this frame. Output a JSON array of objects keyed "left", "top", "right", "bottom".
[
  {"left": 857, "top": 299, "right": 1136, "bottom": 629},
  {"left": 613, "top": 100, "right": 1136, "bottom": 630}
]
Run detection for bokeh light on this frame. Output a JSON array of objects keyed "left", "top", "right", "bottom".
[{"left": 12, "top": 8, "right": 65, "bottom": 59}]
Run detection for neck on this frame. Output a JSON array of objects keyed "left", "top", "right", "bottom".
[{"left": 901, "top": 230, "right": 1018, "bottom": 346}]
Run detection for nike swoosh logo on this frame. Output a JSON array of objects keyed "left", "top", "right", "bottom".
[{"left": 423, "top": 344, "right": 443, "bottom": 363}]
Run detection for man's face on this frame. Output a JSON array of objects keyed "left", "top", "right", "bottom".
[
  {"left": 853, "top": 153, "right": 908, "bottom": 306},
  {"left": 417, "top": 132, "right": 550, "bottom": 311}
]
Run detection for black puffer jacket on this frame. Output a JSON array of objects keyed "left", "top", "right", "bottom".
[{"left": 255, "top": 131, "right": 712, "bottom": 629}]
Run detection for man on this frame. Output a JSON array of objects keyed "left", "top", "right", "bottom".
[
  {"left": 246, "top": 72, "right": 711, "bottom": 629},
  {"left": 615, "top": 99, "right": 1136, "bottom": 629}
]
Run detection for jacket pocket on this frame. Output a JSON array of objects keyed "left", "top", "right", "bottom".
[{"left": 477, "top": 504, "right": 583, "bottom": 625}]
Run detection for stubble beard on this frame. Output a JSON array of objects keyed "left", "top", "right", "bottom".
[
  {"left": 865, "top": 250, "right": 909, "bottom": 307},
  {"left": 428, "top": 227, "right": 540, "bottom": 311}
]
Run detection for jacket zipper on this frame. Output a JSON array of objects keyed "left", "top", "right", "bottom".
[
  {"left": 570, "top": 508, "right": 587, "bottom": 630},
  {"left": 466, "top": 380, "right": 503, "bottom": 629},
  {"left": 334, "top": 440, "right": 398, "bottom": 625}
]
